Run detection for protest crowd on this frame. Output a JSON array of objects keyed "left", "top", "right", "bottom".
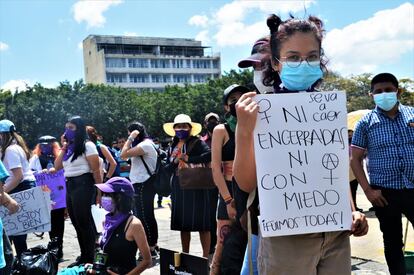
[{"left": 0, "top": 13, "right": 413, "bottom": 275}]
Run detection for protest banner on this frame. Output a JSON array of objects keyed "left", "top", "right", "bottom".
[
  {"left": 253, "top": 92, "right": 352, "bottom": 237},
  {"left": 0, "top": 186, "right": 51, "bottom": 236},
  {"left": 34, "top": 169, "right": 66, "bottom": 210},
  {"left": 160, "top": 248, "right": 208, "bottom": 275}
]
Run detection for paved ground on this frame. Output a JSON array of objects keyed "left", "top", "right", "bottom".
[{"left": 26, "top": 189, "right": 414, "bottom": 275}]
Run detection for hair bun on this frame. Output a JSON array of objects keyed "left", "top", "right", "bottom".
[
  {"left": 308, "top": 16, "right": 324, "bottom": 33},
  {"left": 267, "top": 14, "right": 282, "bottom": 33}
]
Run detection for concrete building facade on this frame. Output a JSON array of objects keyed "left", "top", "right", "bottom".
[{"left": 83, "top": 35, "right": 221, "bottom": 92}]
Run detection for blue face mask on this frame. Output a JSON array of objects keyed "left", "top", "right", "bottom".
[
  {"left": 373, "top": 92, "right": 398, "bottom": 111},
  {"left": 279, "top": 62, "right": 323, "bottom": 91}
]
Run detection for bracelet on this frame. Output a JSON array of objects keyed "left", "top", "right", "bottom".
[
  {"left": 127, "top": 136, "right": 134, "bottom": 142},
  {"left": 225, "top": 199, "right": 233, "bottom": 205},
  {"left": 222, "top": 195, "right": 231, "bottom": 201}
]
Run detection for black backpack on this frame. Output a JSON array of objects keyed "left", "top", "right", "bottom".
[{"left": 140, "top": 147, "right": 172, "bottom": 197}]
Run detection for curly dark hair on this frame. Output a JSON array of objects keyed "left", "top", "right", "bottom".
[{"left": 263, "top": 14, "right": 328, "bottom": 88}]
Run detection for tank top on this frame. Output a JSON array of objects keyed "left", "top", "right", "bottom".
[
  {"left": 221, "top": 123, "right": 235, "bottom": 161},
  {"left": 104, "top": 216, "right": 137, "bottom": 274}
]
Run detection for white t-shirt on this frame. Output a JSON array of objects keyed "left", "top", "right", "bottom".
[
  {"left": 62, "top": 141, "right": 98, "bottom": 177},
  {"left": 129, "top": 139, "right": 157, "bottom": 184},
  {"left": 29, "top": 155, "right": 42, "bottom": 172},
  {"left": 1, "top": 144, "right": 35, "bottom": 186}
]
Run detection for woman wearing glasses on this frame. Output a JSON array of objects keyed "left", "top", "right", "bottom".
[{"left": 233, "top": 15, "right": 369, "bottom": 275}]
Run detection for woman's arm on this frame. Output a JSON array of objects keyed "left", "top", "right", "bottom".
[
  {"left": 0, "top": 184, "right": 19, "bottom": 214},
  {"left": 4, "top": 167, "right": 23, "bottom": 193},
  {"left": 211, "top": 126, "right": 236, "bottom": 219},
  {"left": 234, "top": 92, "right": 259, "bottom": 193},
  {"left": 100, "top": 145, "right": 117, "bottom": 179},
  {"left": 125, "top": 218, "right": 151, "bottom": 274},
  {"left": 86, "top": 154, "right": 103, "bottom": 184},
  {"left": 54, "top": 135, "right": 66, "bottom": 171}
]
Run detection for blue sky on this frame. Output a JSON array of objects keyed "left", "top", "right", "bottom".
[{"left": 0, "top": 0, "right": 413, "bottom": 91}]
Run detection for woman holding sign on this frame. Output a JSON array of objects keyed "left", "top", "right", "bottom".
[
  {"left": 233, "top": 15, "right": 368, "bottom": 275},
  {"left": 0, "top": 119, "right": 36, "bottom": 259},
  {"left": 55, "top": 116, "right": 102, "bottom": 266},
  {"left": 30, "top": 135, "right": 65, "bottom": 259}
]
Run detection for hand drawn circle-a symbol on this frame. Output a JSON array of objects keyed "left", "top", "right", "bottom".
[{"left": 322, "top": 153, "right": 339, "bottom": 170}]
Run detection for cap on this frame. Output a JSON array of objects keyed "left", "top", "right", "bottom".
[
  {"left": 0, "top": 120, "right": 15, "bottom": 133},
  {"left": 204, "top": 112, "right": 220, "bottom": 122},
  {"left": 95, "top": 177, "right": 135, "bottom": 197},
  {"left": 371, "top": 73, "right": 398, "bottom": 91},
  {"left": 238, "top": 38, "right": 270, "bottom": 68},
  {"left": 38, "top": 135, "right": 57, "bottom": 144},
  {"left": 223, "top": 84, "right": 250, "bottom": 104}
]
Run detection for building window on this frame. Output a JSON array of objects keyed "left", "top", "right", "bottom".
[
  {"left": 152, "top": 74, "right": 171, "bottom": 83},
  {"left": 128, "top": 59, "right": 149, "bottom": 68},
  {"left": 129, "top": 74, "right": 149, "bottom": 83},
  {"left": 150, "top": 59, "right": 170, "bottom": 68},
  {"left": 107, "top": 73, "right": 127, "bottom": 83},
  {"left": 193, "top": 74, "right": 211, "bottom": 83},
  {"left": 172, "top": 59, "right": 185, "bottom": 68},
  {"left": 106, "top": 58, "right": 126, "bottom": 68},
  {"left": 173, "top": 74, "right": 190, "bottom": 83},
  {"left": 213, "top": 60, "right": 219, "bottom": 69},
  {"left": 192, "top": 59, "right": 210, "bottom": 69}
]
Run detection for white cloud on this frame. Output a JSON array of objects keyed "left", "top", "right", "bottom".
[
  {"left": 0, "top": 42, "right": 9, "bottom": 51},
  {"left": 78, "top": 42, "right": 83, "bottom": 51},
  {"left": 188, "top": 15, "right": 209, "bottom": 28},
  {"left": 195, "top": 30, "right": 211, "bottom": 45},
  {"left": 324, "top": 2, "right": 414, "bottom": 76},
  {"left": 1, "top": 80, "right": 32, "bottom": 93},
  {"left": 188, "top": 0, "right": 315, "bottom": 47},
  {"left": 72, "top": 0, "right": 122, "bottom": 28},
  {"left": 123, "top": 31, "right": 138, "bottom": 36}
]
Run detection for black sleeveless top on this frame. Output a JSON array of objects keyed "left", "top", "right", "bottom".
[
  {"left": 104, "top": 216, "right": 137, "bottom": 274},
  {"left": 221, "top": 123, "right": 235, "bottom": 162}
]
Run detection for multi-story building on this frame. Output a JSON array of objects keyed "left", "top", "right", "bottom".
[{"left": 83, "top": 35, "right": 221, "bottom": 92}]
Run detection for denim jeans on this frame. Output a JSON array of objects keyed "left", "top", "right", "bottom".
[{"left": 241, "top": 234, "right": 259, "bottom": 275}]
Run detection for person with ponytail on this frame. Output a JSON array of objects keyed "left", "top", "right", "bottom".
[
  {"left": 55, "top": 116, "right": 102, "bottom": 266},
  {"left": 233, "top": 15, "right": 368, "bottom": 274},
  {"left": 0, "top": 119, "right": 36, "bottom": 258},
  {"left": 120, "top": 121, "right": 159, "bottom": 258}
]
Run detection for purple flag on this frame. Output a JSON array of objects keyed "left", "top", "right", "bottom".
[{"left": 34, "top": 169, "right": 66, "bottom": 210}]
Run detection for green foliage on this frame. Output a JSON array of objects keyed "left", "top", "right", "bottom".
[{"left": 0, "top": 70, "right": 412, "bottom": 148}]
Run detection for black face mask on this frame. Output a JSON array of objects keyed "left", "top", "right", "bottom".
[
  {"left": 229, "top": 102, "right": 237, "bottom": 117},
  {"left": 206, "top": 122, "right": 218, "bottom": 133}
]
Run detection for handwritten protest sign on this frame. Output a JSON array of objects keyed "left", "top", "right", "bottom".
[
  {"left": 34, "top": 169, "right": 66, "bottom": 210},
  {"left": 254, "top": 92, "right": 352, "bottom": 237},
  {"left": 0, "top": 187, "right": 51, "bottom": 236}
]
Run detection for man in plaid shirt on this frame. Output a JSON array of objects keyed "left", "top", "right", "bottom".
[{"left": 350, "top": 73, "right": 414, "bottom": 275}]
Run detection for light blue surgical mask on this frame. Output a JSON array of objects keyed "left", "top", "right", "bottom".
[
  {"left": 279, "top": 61, "right": 323, "bottom": 91},
  {"left": 373, "top": 92, "right": 398, "bottom": 111}
]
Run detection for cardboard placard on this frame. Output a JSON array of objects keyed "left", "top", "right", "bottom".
[
  {"left": 160, "top": 248, "right": 208, "bottom": 275},
  {"left": 0, "top": 187, "right": 51, "bottom": 236},
  {"left": 254, "top": 92, "right": 352, "bottom": 237},
  {"left": 34, "top": 169, "right": 66, "bottom": 210}
]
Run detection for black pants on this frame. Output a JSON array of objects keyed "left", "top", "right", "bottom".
[
  {"left": 49, "top": 208, "right": 65, "bottom": 249},
  {"left": 133, "top": 179, "right": 158, "bottom": 247},
  {"left": 66, "top": 173, "right": 96, "bottom": 263},
  {"left": 373, "top": 187, "right": 414, "bottom": 275}
]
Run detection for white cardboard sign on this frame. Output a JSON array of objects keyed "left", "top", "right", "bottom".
[
  {"left": 254, "top": 92, "right": 352, "bottom": 237},
  {"left": 0, "top": 187, "right": 51, "bottom": 236}
]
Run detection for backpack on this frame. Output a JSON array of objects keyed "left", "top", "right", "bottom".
[
  {"left": 140, "top": 146, "right": 172, "bottom": 197},
  {"left": 97, "top": 144, "right": 121, "bottom": 177}
]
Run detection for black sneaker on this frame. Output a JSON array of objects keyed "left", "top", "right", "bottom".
[{"left": 151, "top": 249, "right": 158, "bottom": 259}]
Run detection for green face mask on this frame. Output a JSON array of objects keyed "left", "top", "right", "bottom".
[{"left": 226, "top": 114, "right": 237, "bottom": 132}]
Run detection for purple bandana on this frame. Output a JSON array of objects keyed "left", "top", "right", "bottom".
[
  {"left": 100, "top": 212, "right": 130, "bottom": 250},
  {"left": 62, "top": 143, "right": 75, "bottom": 161}
]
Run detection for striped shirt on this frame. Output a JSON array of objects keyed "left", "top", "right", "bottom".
[{"left": 351, "top": 104, "right": 414, "bottom": 189}]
